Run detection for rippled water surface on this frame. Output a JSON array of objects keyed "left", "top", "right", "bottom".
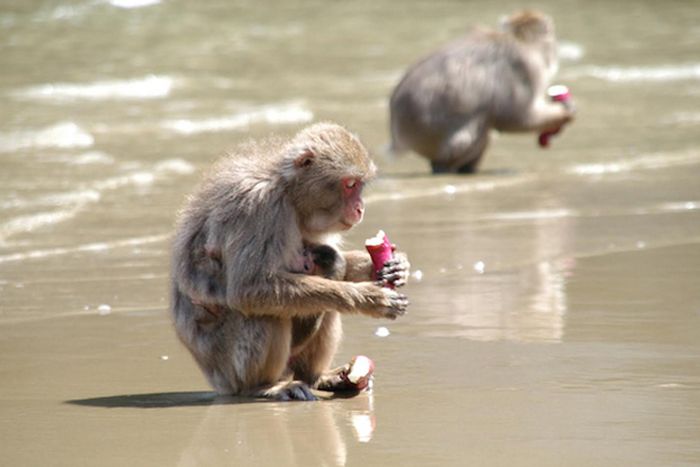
[{"left": 1, "top": 1, "right": 700, "bottom": 466}]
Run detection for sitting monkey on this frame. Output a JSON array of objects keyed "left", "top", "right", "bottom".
[{"left": 171, "top": 123, "right": 410, "bottom": 401}]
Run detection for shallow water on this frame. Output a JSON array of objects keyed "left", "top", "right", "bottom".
[{"left": 1, "top": 1, "right": 700, "bottom": 466}]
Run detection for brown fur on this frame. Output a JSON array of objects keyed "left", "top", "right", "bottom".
[
  {"left": 170, "top": 122, "right": 409, "bottom": 401},
  {"left": 389, "top": 10, "right": 574, "bottom": 173}
]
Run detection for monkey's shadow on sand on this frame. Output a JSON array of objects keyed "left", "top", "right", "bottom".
[
  {"left": 66, "top": 391, "right": 243, "bottom": 408},
  {"left": 66, "top": 390, "right": 353, "bottom": 409}
]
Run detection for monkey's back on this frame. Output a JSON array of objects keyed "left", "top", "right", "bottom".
[
  {"left": 170, "top": 149, "right": 296, "bottom": 320},
  {"left": 390, "top": 29, "right": 537, "bottom": 154}
]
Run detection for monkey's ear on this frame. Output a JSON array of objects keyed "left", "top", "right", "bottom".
[{"left": 294, "top": 149, "right": 315, "bottom": 168}]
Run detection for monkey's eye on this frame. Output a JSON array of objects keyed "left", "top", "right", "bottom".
[{"left": 341, "top": 177, "right": 362, "bottom": 197}]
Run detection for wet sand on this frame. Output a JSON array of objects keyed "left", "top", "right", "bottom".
[
  {"left": 2, "top": 0, "right": 700, "bottom": 465},
  {"left": 2, "top": 163, "right": 700, "bottom": 466}
]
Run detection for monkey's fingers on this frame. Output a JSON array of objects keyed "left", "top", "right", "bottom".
[
  {"left": 379, "top": 269, "right": 409, "bottom": 282},
  {"left": 290, "top": 384, "right": 317, "bottom": 401},
  {"left": 382, "top": 258, "right": 410, "bottom": 273},
  {"left": 383, "top": 292, "right": 409, "bottom": 319},
  {"left": 378, "top": 262, "right": 410, "bottom": 288},
  {"left": 268, "top": 381, "right": 318, "bottom": 401},
  {"left": 286, "top": 381, "right": 318, "bottom": 401}
]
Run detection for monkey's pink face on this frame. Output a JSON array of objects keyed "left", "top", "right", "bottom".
[
  {"left": 301, "top": 175, "right": 368, "bottom": 235},
  {"left": 339, "top": 177, "right": 365, "bottom": 230}
]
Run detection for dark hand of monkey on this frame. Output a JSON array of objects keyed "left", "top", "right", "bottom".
[
  {"left": 377, "top": 252, "right": 410, "bottom": 288},
  {"left": 261, "top": 381, "right": 318, "bottom": 401},
  {"left": 357, "top": 284, "right": 409, "bottom": 320}
]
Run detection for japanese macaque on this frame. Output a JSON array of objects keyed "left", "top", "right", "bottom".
[
  {"left": 389, "top": 10, "right": 575, "bottom": 173},
  {"left": 171, "top": 122, "right": 410, "bottom": 401}
]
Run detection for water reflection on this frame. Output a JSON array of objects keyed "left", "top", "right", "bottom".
[
  {"left": 176, "top": 393, "right": 375, "bottom": 467},
  {"left": 408, "top": 197, "right": 576, "bottom": 343}
]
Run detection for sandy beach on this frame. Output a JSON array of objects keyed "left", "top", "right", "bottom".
[{"left": 2, "top": 1, "right": 700, "bottom": 465}]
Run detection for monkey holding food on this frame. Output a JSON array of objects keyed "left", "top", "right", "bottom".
[
  {"left": 170, "top": 122, "right": 410, "bottom": 401},
  {"left": 389, "top": 10, "right": 575, "bottom": 173}
]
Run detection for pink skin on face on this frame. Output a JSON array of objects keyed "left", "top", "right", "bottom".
[{"left": 341, "top": 177, "right": 365, "bottom": 229}]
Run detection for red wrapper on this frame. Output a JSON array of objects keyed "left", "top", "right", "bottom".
[
  {"left": 365, "top": 230, "right": 394, "bottom": 288},
  {"left": 538, "top": 85, "right": 572, "bottom": 148}
]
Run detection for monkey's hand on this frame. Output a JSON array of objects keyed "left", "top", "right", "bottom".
[
  {"left": 377, "top": 251, "right": 410, "bottom": 288},
  {"left": 356, "top": 283, "right": 409, "bottom": 320}
]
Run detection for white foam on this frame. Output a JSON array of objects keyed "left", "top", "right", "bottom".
[
  {"left": 662, "top": 112, "right": 700, "bottom": 125},
  {"left": 0, "top": 209, "right": 82, "bottom": 242},
  {"left": 571, "top": 64, "right": 700, "bottom": 82},
  {"left": 14, "top": 75, "right": 173, "bottom": 101},
  {"left": 558, "top": 42, "right": 585, "bottom": 61},
  {"left": 0, "top": 187, "right": 102, "bottom": 243},
  {"left": 0, "top": 158, "right": 193, "bottom": 243},
  {"left": 366, "top": 174, "right": 537, "bottom": 204},
  {"left": 0, "top": 189, "right": 101, "bottom": 210},
  {"left": 487, "top": 208, "right": 574, "bottom": 221},
  {"left": 568, "top": 151, "right": 700, "bottom": 176},
  {"left": 0, "top": 122, "right": 94, "bottom": 152},
  {"left": 0, "top": 233, "right": 169, "bottom": 264},
  {"left": 39, "top": 2, "right": 95, "bottom": 21},
  {"left": 91, "top": 158, "right": 195, "bottom": 191},
  {"left": 163, "top": 102, "right": 313, "bottom": 135},
  {"left": 95, "top": 172, "right": 155, "bottom": 190},
  {"left": 72, "top": 151, "right": 115, "bottom": 165},
  {"left": 154, "top": 158, "right": 196, "bottom": 175},
  {"left": 109, "top": 0, "right": 161, "bottom": 8},
  {"left": 30, "top": 151, "right": 114, "bottom": 166},
  {"left": 657, "top": 201, "right": 700, "bottom": 212}
]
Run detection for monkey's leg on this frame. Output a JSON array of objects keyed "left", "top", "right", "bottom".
[
  {"left": 291, "top": 312, "right": 371, "bottom": 394},
  {"left": 288, "top": 311, "right": 342, "bottom": 387},
  {"left": 178, "top": 302, "right": 317, "bottom": 401},
  {"left": 232, "top": 317, "right": 319, "bottom": 401},
  {"left": 434, "top": 120, "right": 489, "bottom": 174}
]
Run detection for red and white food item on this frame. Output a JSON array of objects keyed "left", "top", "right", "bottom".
[
  {"left": 365, "top": 230, "right": 395, "bottom": 288},
  {"left": 344, "top": 355, "right": 375, "bottom": 391},
  {"left": 538, "top": 84, "right": 573, "bottom": 148}
]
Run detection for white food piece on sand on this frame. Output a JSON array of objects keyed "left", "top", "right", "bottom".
[
  {"left": 97, "top": 304, "right": 112, "bottom": 315},
  {"left": 473, "top": 261, "right": 485, "bottom": 274},
  {"left": 374, "top": 326, "right": 390, "bottom": 337},
  {"left": 347, "top": 355, "right": 372, "bottom": 383},
  {"left": 365, "top": 230, "right": 386, "bottom": 247},
  {"left": 411, "top": 270, "right": 423, "bottom": 281},
  {"left": 547, "top": 84, "right": 569, "bottom": 98}
]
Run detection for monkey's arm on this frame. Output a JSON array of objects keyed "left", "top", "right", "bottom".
[
  {"left": 522, "top": 98, "right": 575, "bottom": 132},
  {"left": 233, "top": 273, "right": 407, "bottom": 320},
  {"left": 343, "top": 249, "right": 410, "bottom": 287},
  {"left": 342, "top": 250, "right": 374, "bottom": 282}
]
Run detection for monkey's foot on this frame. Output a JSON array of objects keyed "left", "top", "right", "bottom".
[
  {"left": 317, "top": 355, "right": 375, "bottom": 393},
  {"left": 259, "top": 380, "right": 318, "bottom": 401}
]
